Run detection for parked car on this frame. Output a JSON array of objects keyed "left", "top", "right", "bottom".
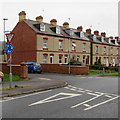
[
  {"left": 68, "top": 62, "right": 86, "bottom": 66},
  {"left": 26, "top": 62, "right": 42, "bottom": 73},
  {"left": 0, "top": 71, "right": 4, "bottom": 81}
]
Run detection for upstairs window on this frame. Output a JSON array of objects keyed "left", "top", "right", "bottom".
[
  {"left": 72, "top": 42, "right": 76, "bottom": 51},
  {"left": 56, "top": 26, "right": 61, "bottom": 34},
  {"left": 103, "top": 47, "right": 106, "bottom": 53},
  {"left": 80, "top": 31, "right": 84, "bottom": 38},
  {"left": 110, "top": 47, "right": 113, "bottom": 54},
  {"left": 40, "top": 23, "right": 45, "bottom": 31},
  {"left": 83, "top": 43, "right": 86, "bottom": 51},
  {"left": 43, "top": 38, "right": 48, "bottom": 48},
  {"left": 59, "top": 40, "right": 63, "bottom": 49},
  {"left": 95, "top": 46, "right": 98, "bottom": 53}
]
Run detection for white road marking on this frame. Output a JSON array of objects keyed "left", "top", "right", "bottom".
[
  {"left": 0, "top": 90, "right": 52, "bottom": 102},
  {"left": 87, "top": 92, "right": 100, "bottom": 96},
  {"left": 71, "top": 93, "right": 104, "bottom": 109},
  {"left": 84, "top": 104, "right": 91, "bottom": 107},
  {"left": 104, "top": 95, "right": 113, "bottom": 98},
  {"left": 29, "top": 92, "right": 81, "bottom": 106},
  {"left": 84, "top": 96, "right": 119, "bottom": 111},
  {"left": 38, "top": 78, "right": 51, "bottom": 80}
]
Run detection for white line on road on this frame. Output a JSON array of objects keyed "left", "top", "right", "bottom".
[
  {"left": 71, "top": 93, "right": 104, "bottom": 108},
  {"left": 84, "top": 96, "right": 119, "bottom": 111},
  {"left": 1, "top": 90, "right": 52, "bottom": 102},
  {"left": 29, "top": 92, "right": 81, "bottom": 106}
]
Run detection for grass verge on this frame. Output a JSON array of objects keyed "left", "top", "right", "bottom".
[
  {"left": 90, "top": 69, "right": 117, "bottom": 75},
  {"left": 3, "top": 73, "right": 23, "bottom": 81}
]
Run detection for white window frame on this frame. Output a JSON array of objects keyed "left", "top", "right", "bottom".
[
  {"left": 110, "top": 48, "right": 113, "bottom": 54},
  {"left": 77, "top": 56, "right": 80, "bottom": 61},
  {"left": 59, "top": 56, "right": 62, "bottom": 64},
  {"left": 83, "top": 43, "right": 86, "bottom": 51},
  {"left": 103, "top": 47, "right": 106, "bottom": 53},
  {"left": 72, "top": 43, "right": 76, "bottom": 51},
  {"left": 56, "top": 26, "right": 61, "bottom": 34},
  {"left": 59, "top": 41, "right": 63, "bottom": 49},
  {"left": 40, "top": 23, "right": 45, "bottom": 31},
  {"left": 43, "top": 55, "right": 47, "bottom": 63},
  {"left": 43, "top": 39, "right": 47, "bottom": 48},
  {"left": 83, "top": 56, "right": 86, "bottom": 63},
  {"left": 64, "top": 56, "right": 68, "bottom": 64},
  {"left": 95, "top": 46, "right": 98, "bottom": 53},
  {"left": 50, "top": 56, "right": 54, "bottom": 64},
  {"left": 80, "top": 31, "right": 84, "bottom": 38}
]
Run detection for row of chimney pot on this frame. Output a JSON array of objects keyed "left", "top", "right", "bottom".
[{"left": 18, "top": 11, "right": 119, "bottom": 41}]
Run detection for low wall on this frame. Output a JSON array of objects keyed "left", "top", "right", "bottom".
[
  {"left": 0, "top": 62, "right": 28, "bottom": 79},
  {"left": 41, "top": 64, "right": 89, "bottom": 75}
]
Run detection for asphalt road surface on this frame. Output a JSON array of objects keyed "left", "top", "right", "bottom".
[{"left": 2, "top": 73, "right": 120, "bottom": 118}]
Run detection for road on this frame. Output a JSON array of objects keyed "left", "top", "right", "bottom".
[{"left": 2, "top": 73, "right": 120, "bottom": 119}]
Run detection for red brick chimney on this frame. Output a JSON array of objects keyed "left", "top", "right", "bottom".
[
  {"left": 63, "top": 22, "right": 69, "bottom": 28},
  {"left": 77, "top": 26, "right": 83, "bottom": 31},
  {"left": 109, "top": 36, "right": 113, "bottom": 39},
  {"left": 94, "top": 30, "right": 99, "bottom": 36},
  {"left": 115, "top": 37, "right": 119, "bottom": 41},
  {"left": 50, "top": 19, "right": 57, "bottom": 26},
  {"left": 101, "top": 32, "right": 106, "bottom": 37},
  {"left": 86, "top": 29, "right": 91, "bottom": 34},
  {"left": 36, "top": 16, "right": 43, "bottom": 23}
]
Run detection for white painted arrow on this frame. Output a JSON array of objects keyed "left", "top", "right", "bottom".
[{"left": 29, "top": 92, "right": 81, "bottom": 106}]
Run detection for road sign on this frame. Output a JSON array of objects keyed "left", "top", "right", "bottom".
[
  {"left": 5, "top": 33, "right": 14, "bottom": 43},
  {"left": 6, "top": 43, "right": 14, "bottom": 54}
]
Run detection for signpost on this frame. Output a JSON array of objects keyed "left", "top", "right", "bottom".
[{"left": 5, "top": 33, "right": 14, "bottom": 88}]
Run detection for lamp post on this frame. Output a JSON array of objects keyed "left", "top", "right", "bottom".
[{"left": 3, "top": 18, "right": 8, "bottom": 62}]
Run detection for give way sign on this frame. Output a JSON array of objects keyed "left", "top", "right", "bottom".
[{"left": 5, "top": 33, "right": 14, "bottom": 43}]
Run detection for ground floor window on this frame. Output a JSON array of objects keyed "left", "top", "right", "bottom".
[
  {"left": 59, "top": 56, "right": 62, "bottom": 64},
  {"left": 65, "top": 57, "right": 68, "bottom": 64},
  {"left": 77, "top": 56, "right": 80, "bottom": 62},
  {"left": 43, "top": 55, "right": 47, "bottom": 63},
  {"left": 83, "top": 56, "right": 86, "bottom": 63},
  {"left": 50, "top": 56, "right": 54, "bottom": 64}
]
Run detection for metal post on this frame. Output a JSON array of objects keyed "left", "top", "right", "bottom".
[
  {"left": 3, "top": 18, "right": 8, "bottom": 62},
  {"left": 68, "top": 37, "right": 71, "bottom": 74},
  {"left": 9, "top": 53, "right": 12, "bottom": 88}
]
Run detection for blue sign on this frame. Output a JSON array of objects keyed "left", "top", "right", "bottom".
[{"left": 6, "top": 43, "right": 14, "bottom": 54}]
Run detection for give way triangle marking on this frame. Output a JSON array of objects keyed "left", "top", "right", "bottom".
[{"left": 29, "top": 92, "right": 81, "bottom": 106}]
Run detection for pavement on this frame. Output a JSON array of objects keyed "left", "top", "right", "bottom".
[{"left": 0, "top": 75, "right": 68, "bottom": 98}]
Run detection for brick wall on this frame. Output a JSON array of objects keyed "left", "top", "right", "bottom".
[
  {"left": 10, "top": 21, "right": 37, "bottom": 64},
  {"left": 0, "top": 62, "right": 28, "bottom": 79},
  {"left": 41, "top": 64, "right": 89, "bottom": 75}
]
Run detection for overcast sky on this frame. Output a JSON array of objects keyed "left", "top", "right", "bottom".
[{"left": 0, "top": 0, "right": 119, "bottom": 41}]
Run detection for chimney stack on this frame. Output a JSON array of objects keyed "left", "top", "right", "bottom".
[
  {"left": 50, "top": 19, "right": 57, "bottom": 26},
  {"left": 109, "top": 36, "right": 113, "bottom": 39},
  {"left": 36, "top": 16, "right": 43, "bottom": 23},
  {"left": 115, "top": 37, "right": 119, "bottom": 41},
  {"left": 63, "top": 22, "right": 69, "bottom": 28},
  {"left": 94, "top": 30, "right": 99, "bottom": 36},
  {"left": 77, "top": 26, "right": 83, "bottom": 31},
  {"left": 101, "top": 32, "right": 106, "bottom": 37},
  {"left": 18, "top": 11, "right": 26, "bottom": 21},
  {"left": 86, "top": 29, "right": 91, "bottom": 34}
]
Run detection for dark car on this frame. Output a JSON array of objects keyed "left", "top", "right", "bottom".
[
  {"left": 68, "top": 62, "right": 86, "bottom": 66},
  {"left": 26, "top": 62, "right": 42, "bottom": 73}
]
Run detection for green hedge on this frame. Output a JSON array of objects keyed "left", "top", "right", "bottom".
[{"left": 90, "top": 65, "right": 118, "bottom": 71}]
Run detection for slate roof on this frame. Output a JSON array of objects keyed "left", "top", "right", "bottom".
[{"left": 23, "top": 19, "right": 119, "bottom": 46}]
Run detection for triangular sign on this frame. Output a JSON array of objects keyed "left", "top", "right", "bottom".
[{"left": 5, "top": 33, "right": 14, "bottom": 43}]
